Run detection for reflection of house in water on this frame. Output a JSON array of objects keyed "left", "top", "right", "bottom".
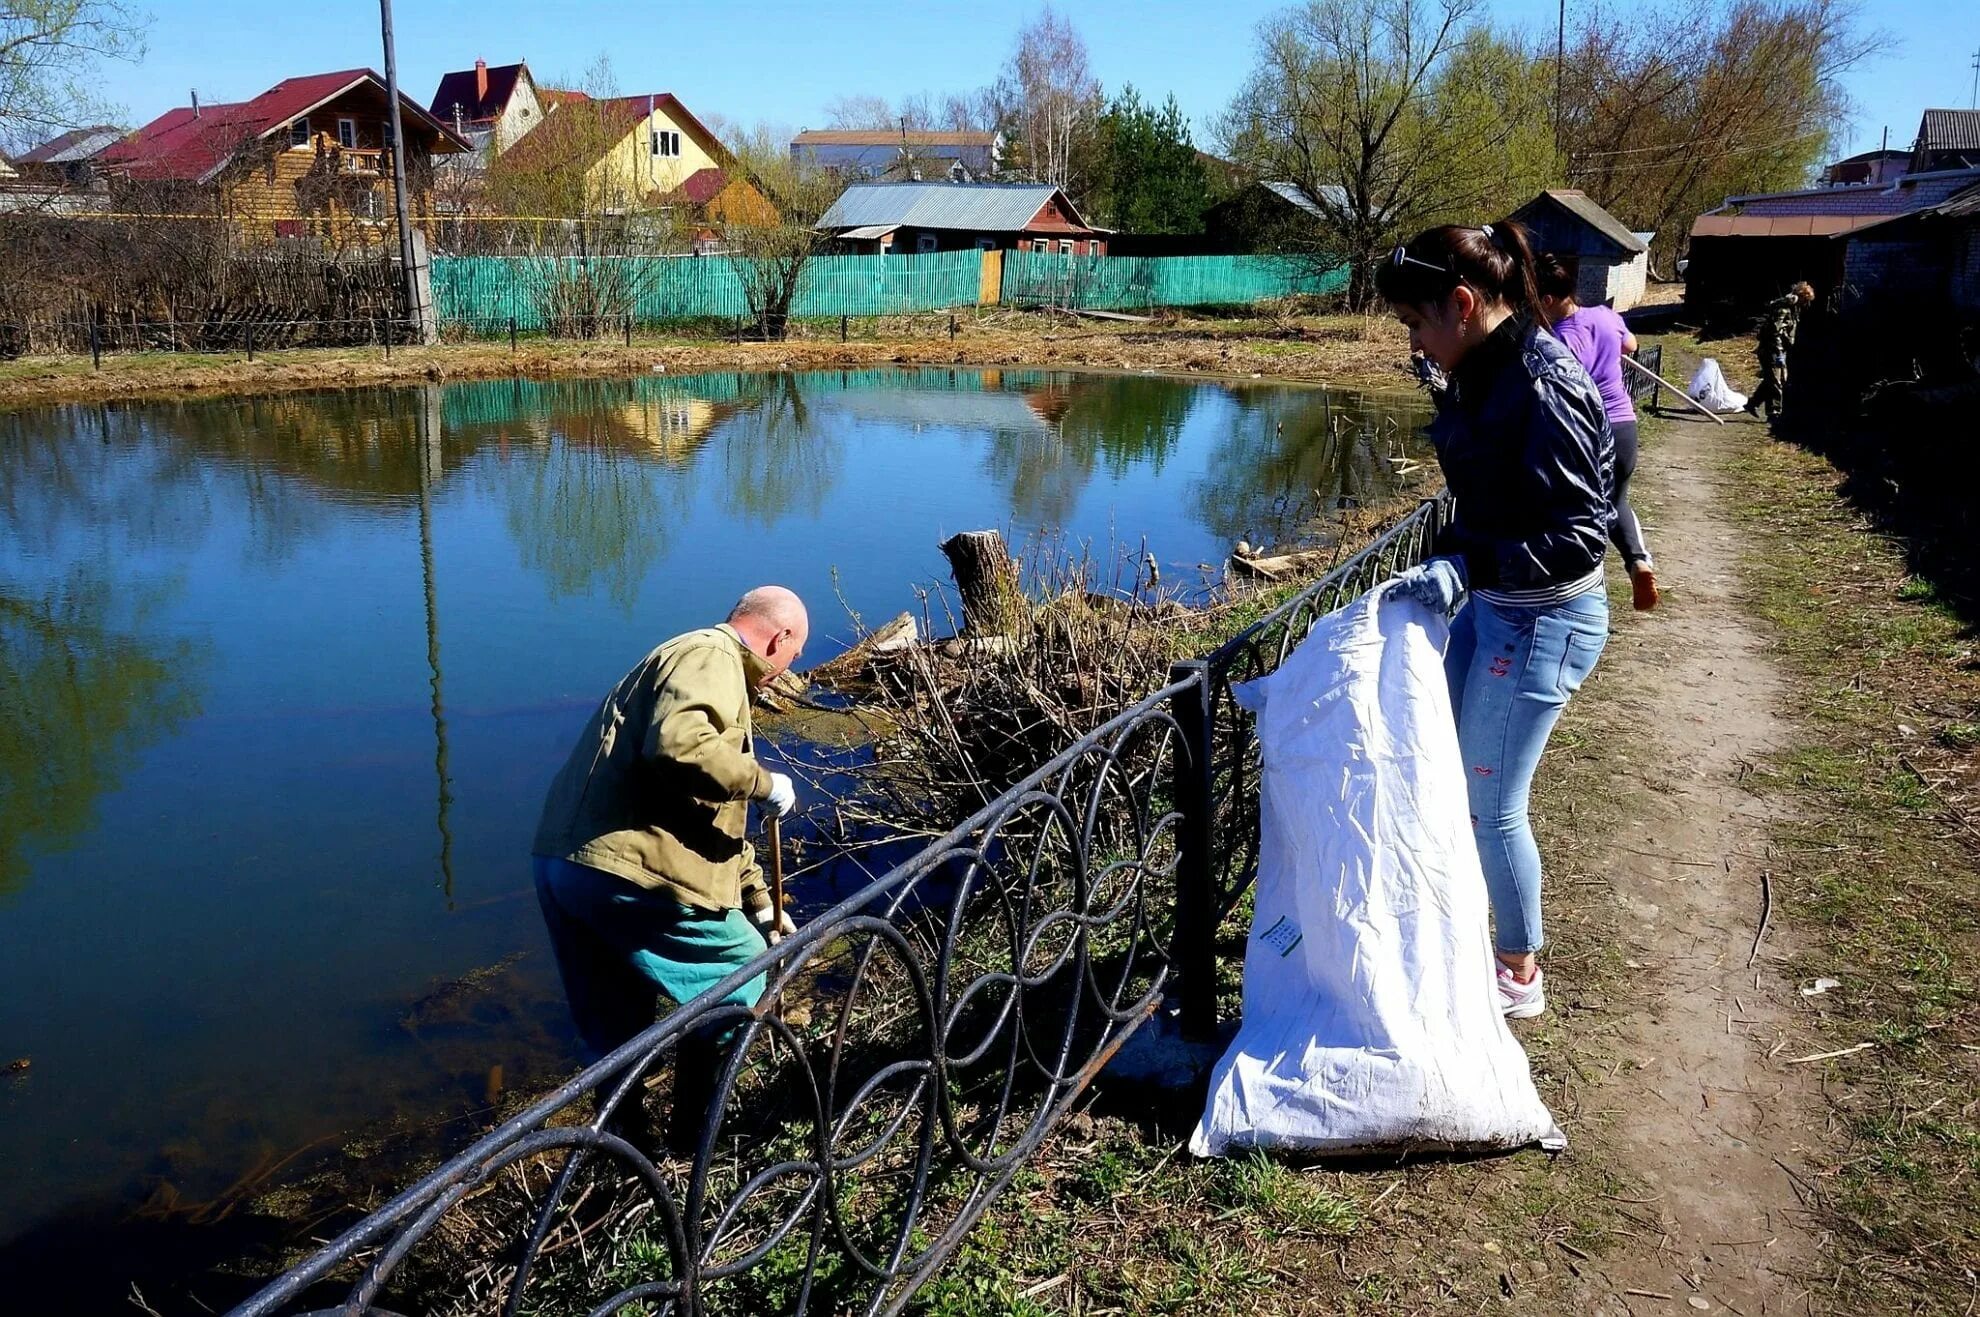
[{"left": 606, "top": 393, "right": 742, "bottom": 463}]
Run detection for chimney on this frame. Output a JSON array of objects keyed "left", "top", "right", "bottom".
[
  {"left": 475, "top": 59, "right": 488, "bottom": 103},
  {"left": 191, "top": 88, "right": 200, "bottom": 118}
]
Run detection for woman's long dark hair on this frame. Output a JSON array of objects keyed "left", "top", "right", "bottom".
[{"left": 1375, "top": 221, "right": 1542, "bottom": 317}]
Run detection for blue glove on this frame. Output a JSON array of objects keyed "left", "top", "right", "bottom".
[{"left": 1391, "top": 556, "right": 1467, "bottom": 613}]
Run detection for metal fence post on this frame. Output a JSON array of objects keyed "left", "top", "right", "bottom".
[
  {"left": 89, "top": 318, "right": 101, "bottom": 371},
  {"left": 509, "top": 316, "right": 517, "bottom": 353},
  {"left": 624, "top": 312, "right": 632, "bottom": 347},
  {"left": 246, "top": 323, "right": 255, "bottom": 362},
  {"left": 1167, "top": 658, "right": 1219, "bottom": 1042},
  {"left": 841, "top": 314, "right": 847, "bottom": 343}
]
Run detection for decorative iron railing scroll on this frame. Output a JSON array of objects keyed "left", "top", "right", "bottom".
[
  {"left": 1198, "top": 495, "right": 1454, "bottom": 920},
  {"left": 233, "top": 679, "right": 1192, "bottom": 1317}
]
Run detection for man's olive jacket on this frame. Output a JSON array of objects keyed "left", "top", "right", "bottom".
[{"left": 533, "top": 624, "right": 775, "bottom": 911}]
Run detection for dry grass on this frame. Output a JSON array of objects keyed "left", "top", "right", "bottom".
[
  {"left": 0, "top": 308, "right": 1412, "bottom": 411},
  {"left": 1717, "top": 425, "right": 1980, "bottom": 1313}
]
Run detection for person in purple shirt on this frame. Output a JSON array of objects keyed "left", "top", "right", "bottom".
[{"left": 1536, "top": 254, "right": 1658, "bottom": 611}]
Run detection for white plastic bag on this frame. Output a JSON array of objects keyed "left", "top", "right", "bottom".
[
  {"left": 1190, "top": 587, "right": 1565, "bottom": 1158},
  {"left": 1687, "top": 358, "right": 1748, "bottom": 413}
]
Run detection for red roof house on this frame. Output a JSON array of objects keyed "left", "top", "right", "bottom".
[{"left": 100, "top": 69, "right": 468, "bottom": 245}]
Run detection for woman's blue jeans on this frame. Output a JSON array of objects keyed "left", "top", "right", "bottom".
[{"left": 1444, "top": 590, "right": 1608, "bottom": 954}]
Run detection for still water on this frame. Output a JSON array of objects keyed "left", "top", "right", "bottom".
[{"left": 0, "top": 367, "right": 1427, "bottom": 1299}]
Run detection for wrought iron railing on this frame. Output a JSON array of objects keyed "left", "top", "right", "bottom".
[
  {"left": 1627, "top": 343, "right": 1665, "bottom": 412},
  {"left": 233, "top": 496, "right": 1449, "bottom": 1317}
]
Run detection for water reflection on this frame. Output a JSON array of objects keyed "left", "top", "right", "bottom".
[
  {"left": 0, "top": 367, "right": 1429, "bottom": 1299},
  {"left": 0, "top": 571, "right": 205, "bottom": 897}
]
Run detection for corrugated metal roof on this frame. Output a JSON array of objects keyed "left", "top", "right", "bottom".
[
  {"left": 16, "top": 126, "right": 124, "bottom": 165},
  {"left": 819, "top": 182, "right": 1081, "bottom": 233},
  {"left": 1691, "top": 214, "right": 1889, "bottom": 238},
  {"left": 1261, "top": 180, "right": 1351, "bottom": 217},
  {"left": 834, "top": 224, "right": 895, "bottom": 240},
  {"left": 1511, "top": 189, "right": 1647, "bottom": 254},
  {"left": 1919, "top": 109, "right": 1980, "bottom": 154},
  {"left": 101, "top": 70, "right": 468, "bottom": 182}
]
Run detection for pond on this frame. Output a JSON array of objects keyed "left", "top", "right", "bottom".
[{"left": 0, "top": 366, "right": 1429, "bottom": 1305}]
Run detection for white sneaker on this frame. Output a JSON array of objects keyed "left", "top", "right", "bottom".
[{"left": 1497, "top": 965, "right": 1546, "bottom": 1019}]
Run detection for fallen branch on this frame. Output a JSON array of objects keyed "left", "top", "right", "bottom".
[
  {"left": 1746, "top": 869, "right": 1773, "bottom": 967},
  {"left": 1782, "top": 1042, "right": 1876, "bottom": 1066}
]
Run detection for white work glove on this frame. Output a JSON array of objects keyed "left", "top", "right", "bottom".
[
  {"left": 763, "top": 772, "right": 797, "bottom": 818},
  {"left": 747, "top": 893, "right": 798, "bottom": 945},
  {"left": 1391, "top": 556, "right": 1468, "bottom": 614}
]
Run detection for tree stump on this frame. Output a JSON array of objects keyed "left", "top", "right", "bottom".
[{"left": 940, "top": 530, "right": 1022, "bottom": 636}]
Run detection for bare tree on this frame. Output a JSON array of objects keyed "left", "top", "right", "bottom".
[
  {"left": 1220, "top": 0, "right": 1554, "bottom": 308},
  {"left": 0, "top": 0, "right": 145, "bottom": 152},
  {"left": 993, "top": 7, "right": 1103, "bottom": 197},
  {"left": 1560, "top": 0, "right": 1884, "bottom": 271},
  {"left": 480, "top": 58, "right": 686, "bottom": 333},
  {"left": 823, "top": 94, "right": 897, "bottom": 130},
  {"left": 720, "top": 124, "right": 845, "bottom": 340}
]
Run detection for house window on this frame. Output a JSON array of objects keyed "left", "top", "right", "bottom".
[
  {"left": 337, "top": 118, "right": 357, "bottom": 149},
  {"left": 976, "top": 237, "right": 997, "bottom": 251},
  {"left": 917, "top": 233, "right": 939, "bottom": 253},
  {"left": 1058, "top": 239, "right": 1075, "bottom": 256},
  {"left": 651, "top": 129, "right": 680, "bottom": 157},
  {"left": 290, "top": 118, "right": 311, "bottom": 148}
]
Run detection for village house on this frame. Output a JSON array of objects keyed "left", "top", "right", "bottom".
[
  {"left": 1910, "top": 109, "right": 1980, "bottom": 175},
  {"left": 1203, "top": 180, "right": 1353, "bottom": 253},
  {"left": 97, "top": 69, "right": 468, "bottom": 246},
  {"left": 1686, "top": 110, "right": 1980, "bottom": 320},
  {"left": 816, "top": 181, "right": 1107, "bottom": 255},
  {"left": 490, "top": 90, "right": 770, "bottom": 235},
  {"left": 10, "top": 125, "right": 126, "bottom": 189},
  {"left": 1508, "top": 189, "right": 1652, "bottom": 311},
  {"left": 790, "top": 129, "right": 1002, "bottom": 182},
  {"left": 427, "top": 59, "right": 543, "bottom": 157},
  {"left": 1828, "top": 178, "right": 1980, "bottom": 320}
]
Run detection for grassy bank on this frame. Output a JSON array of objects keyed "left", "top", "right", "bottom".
[
  {"left": 896, "top": 560, "right": 1657, "bottom": 1317},
  {"left": 0, "top": 309, "right": 1412, "bottom": 410},
  {"left": 1719, "top": 425, "right": 1980, "bottom": 1311}
]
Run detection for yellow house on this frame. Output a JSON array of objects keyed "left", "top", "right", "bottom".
[{"left": 496, "top": 91, "right": 731, "bottom": 213}]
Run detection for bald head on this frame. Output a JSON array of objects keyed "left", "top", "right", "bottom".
[{"left": 728, "top": 585, "right": 809, "bottom": 677}]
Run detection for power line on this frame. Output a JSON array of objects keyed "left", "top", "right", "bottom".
[{"left": 1567, "top": 125, "right": 1828, "bottom": 162}]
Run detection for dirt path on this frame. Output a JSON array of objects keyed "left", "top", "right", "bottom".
[{"left": 1567, "top": 411, "right": 1828, "bottom": 1315}]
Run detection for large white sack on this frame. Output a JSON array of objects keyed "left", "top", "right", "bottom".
[
  {"left": 1687, "top": 357, "right": 1748, "bottom": 412},
  {"left": 1190, "top": 587, "right": 1565, "bottom": 1158}
]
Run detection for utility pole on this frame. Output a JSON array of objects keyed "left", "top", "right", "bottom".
[
  {"left": 379, "top": 0, "right": 421, "bottom": 339},
  {"left": 1555, "top": 0, "right": 1567, "bottom": 168},
  {"left": 1970, "top": 47, "right": 1979, "bottom": 109}
]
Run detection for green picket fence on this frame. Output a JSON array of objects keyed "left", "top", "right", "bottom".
[
  {"left": 431, "top": 251, "right": 985, "bottom": 332},
  {"left": 431, "top": 248, "right": 1344, "bottom": 333},
  {"left": 1000, "top": 251, "right": 1346, "bottom": 310}
]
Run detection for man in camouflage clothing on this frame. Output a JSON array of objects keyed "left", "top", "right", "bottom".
[{"left": 1744, "top": 281, "right": 1814, "bottom": 421}]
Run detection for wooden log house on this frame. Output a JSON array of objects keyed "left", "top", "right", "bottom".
[{"left": 98, "top": 69, "right": 470, "bottom": 249}]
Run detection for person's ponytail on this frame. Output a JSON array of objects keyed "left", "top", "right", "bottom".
[{"left": 1376, "top": 218, "right": 1543, "bottom": 317}]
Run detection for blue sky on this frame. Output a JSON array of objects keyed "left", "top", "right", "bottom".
[{"left": 106, "top": 0, "right": 1976, "bottom": 162}]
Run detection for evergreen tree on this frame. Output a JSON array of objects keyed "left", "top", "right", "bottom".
[{"left": 1095, "top": 86, "right": 1209, "bottom": 234}]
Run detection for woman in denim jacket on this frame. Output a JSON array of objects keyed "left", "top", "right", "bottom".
[{"left": 1382, "top": 220, "right": 1615, "bottom": 1020}]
